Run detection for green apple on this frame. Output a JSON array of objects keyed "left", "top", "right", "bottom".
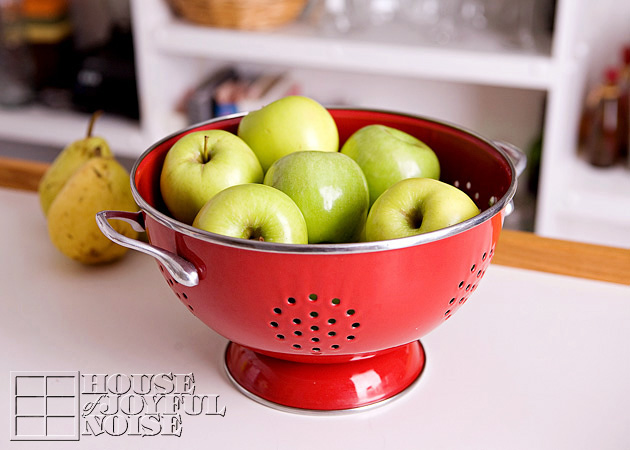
[
  {"left": 192, "top": 183, "right": 308, "bottom": 244},
  {"left": 160, "top": 130, "right": 263, "bottom": 224},
  {"left": 340, "top": 124, "right": 440, "bottom": 206},
  {"left": 237, "top": 95, "right": 339, "bottom": 172},
  {"left": 264, "top": 151, "right": 369, "bottom": 244},
  {"left": 365, "top": 177, "right": 480, "bottom": 241}
]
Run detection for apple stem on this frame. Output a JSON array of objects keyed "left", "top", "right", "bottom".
[
  {"left": 246, "top": 226, "right": 265, "bottom": 241},
  {"left": 203, "top": 135, "right": 210, "bottom": 162}
]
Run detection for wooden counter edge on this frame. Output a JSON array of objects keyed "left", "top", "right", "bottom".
[
  {"left": 0, "top": 156, "right": 49, "bottom": 192},
  {"left": 2, "top": 156, "right": 629, "bottom": 286},
  {"left": 493, "top": 229, "right": 629, "bottom": 286}
]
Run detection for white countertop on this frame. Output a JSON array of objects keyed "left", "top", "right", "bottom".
[{"left": 2, "top": 186, "right": 629, "bottom": 449}]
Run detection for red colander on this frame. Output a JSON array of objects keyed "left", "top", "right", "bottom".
[{"left": 97, "top": 108, "right": 523, "bottom": 413}]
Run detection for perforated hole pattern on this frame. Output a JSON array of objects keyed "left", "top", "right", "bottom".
[
  {"left": 443, "top": 245, "right": 495, "bottom": 320},
  {"left": 159, "top": 244, "right": 496, "bottom": 351},
  {"left": 269, "top": 295, "right": 359, "bottom": 354}
]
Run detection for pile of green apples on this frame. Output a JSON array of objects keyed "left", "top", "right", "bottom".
[{"left": 159, "top": 96, "right": 480, "bottom": 244}]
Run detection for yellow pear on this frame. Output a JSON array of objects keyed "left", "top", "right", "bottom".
[
  {"left": 39, "top": 111, "right": 112, "bottom": 216},
  {"left": 47, "top": 156, "right": 138, "bottom": 265}
]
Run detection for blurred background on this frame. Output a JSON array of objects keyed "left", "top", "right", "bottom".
[{"left": 1, "top": 0, "right": 629, "bottom": 247}]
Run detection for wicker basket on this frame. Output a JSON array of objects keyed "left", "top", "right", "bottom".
[{"left": 168, "top": 0, "right": 308, "bottom": 30}]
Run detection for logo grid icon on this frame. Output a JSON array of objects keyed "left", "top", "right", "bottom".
[{"left": 10, "top": 371, "right": 80, "bottom": 441}]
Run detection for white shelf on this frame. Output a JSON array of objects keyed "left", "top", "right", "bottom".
[
  {"left": 0, "top": 105, "right": 150, "bottom": 158},
  {"left": 154, "top": 18, "right": 555, "bottom": 90},
  {"left": 556, "top": 158, "right": 630, "bottom": 246}
]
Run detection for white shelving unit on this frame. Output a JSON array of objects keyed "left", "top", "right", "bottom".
[
  {"left": 131, "top": 0, "right": 630, "bottom": 248},
  {"left": 1, "top": 0, "right": 628, "bottom": 248},
  {"left": 0, "top": 105, "right": 146, "bottom": 155}
]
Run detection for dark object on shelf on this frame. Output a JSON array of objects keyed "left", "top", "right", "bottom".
[
  {"left": 185, "top": 67, "right": 239, "bottom": 125},
  {"left": 585, "top": 67, "right": 624, "bottom": 168},
  {"left": 619, "top": 44, "right": 630, "bottom": 166},
  {"left": 0, "top": 0, "right": 36, "bottom": 106},
  {"left": 527, "top": 132, "right": 542, "bottom": 196},
  {"left": 20, "top": 0, "right": 75, "bottom": 93},
  {"left": 71, "top": 26, "right": 139, "bottom": 120}
]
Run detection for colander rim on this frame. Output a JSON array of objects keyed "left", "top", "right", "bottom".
[{"left": 130, "top": 107, "right": 517, "bottom": 255}]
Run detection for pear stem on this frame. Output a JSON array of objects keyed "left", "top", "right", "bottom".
[{"left": 87, "top": 110, "right": 103, "bottom": 138}]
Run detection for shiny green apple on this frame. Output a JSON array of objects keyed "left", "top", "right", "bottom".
[
  {"left": 365, "top": 177, "right": 480, "bottom": 241},
  {"left": 237, "top": 95, "right": 339, "bottom": 172},
  {"left": 264, "top": 151, "right": 369, "bottom": 244},
  {"left": 341, "top": 124, "right": 440, "bottom": 206},
  {"left": 192, "top": 183, "right": 308, "bottom": 244},
  {"left": 160, "top": 130, "right": 263, "bottom": 224}
]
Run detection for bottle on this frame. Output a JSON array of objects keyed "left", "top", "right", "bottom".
[
  {"left": 619, "top": 45, "right": 630, "bottom": 167},
  {"left": 0, "top": 0, "right": 35, "bottom": 106},
  {"left": 585, "top": 67, "right": 623, "bottom": 168},
  {"left": 21, "top": 0, "right": 74, "bottom": 97}
]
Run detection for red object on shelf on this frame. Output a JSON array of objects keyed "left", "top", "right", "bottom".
[{"left": 102, "top": 109, "right": 519, "bottom": 412}]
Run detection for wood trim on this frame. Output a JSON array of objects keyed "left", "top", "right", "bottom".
[
  {"left": 0, "top": 156, "right": 49, "bottom": 192},
  {"left": 1, "top": 156, "right": 628, "bottom": 285},
  {"left": 493, "top": 229, "right": 629, "bottom": 286}
]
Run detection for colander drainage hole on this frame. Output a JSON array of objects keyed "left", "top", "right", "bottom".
[
  {"left": 292, "top": 344, "right": 301, "bottom": 350},
  {"left": 310, "top": 311, "right": 318, "bottom": 318},
  {"left": 312, "top": 348, "right": 321, "bottom": 353},
  {"left": 294, "top": 330, "right": 302, "bottom": 336},
  {"left": 311, "top": 326, "right": 319, "bottom": 331},
  {"left": 346, "top": 309, "right": 355, "bottom": 316},
  {"left": 293, "top": 318, "right": 301, "bottom": 325},
  {"left": 328, "top": 331, "right": 336, "bottom": 337},
  {"left": 311, "top": 337, "right": 320, "bottom": 342},
  {"left": 331, "top": 298, "right": 341, "bottom": 305},
  {"left": 331, "top": 345, "right": 340, "bottom": 350},
  {"left": 287, "top": 297, "right": 296, "bottom": 304},
  {"left": 276, "top": 334, "right": 285, "bottom": 340},
  {"left": 273, "top": 307, "right": 282, "bottom": 314},
  {"left": 449, "top": 297, "right": 456, "bottom": 305},
  {"left": 327, "top": 318, "right": 336, "bottom": 325},
  {"left": 270, "top": 321, "right": 279, "bottom": 328},
  {"left": 347, "top": 335, "right": 355, "bottom": 341},
  {"left": 352, "top": 322, "right": 360, "bottom": 328},
  {"left": 309, "top": 294, "right": 318, "bottom": 301}
]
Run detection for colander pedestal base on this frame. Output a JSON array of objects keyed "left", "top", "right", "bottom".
[{"left": 224, "top": 340, "right": 426, "bottom": 413}]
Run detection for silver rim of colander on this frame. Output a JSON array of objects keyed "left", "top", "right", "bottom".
[{"left": 130, "top": 108, "right": 518, "bottom": 255}]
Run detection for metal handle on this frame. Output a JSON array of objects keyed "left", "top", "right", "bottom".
[
  {"left": 95, "top": 210, "right": 200, "bottom": 287},
  {"left": 493, "top": 141, "right": 528, "bottom": 217},
  {"left": 494, "top": 140, "right": 527, "bottom": 178}
]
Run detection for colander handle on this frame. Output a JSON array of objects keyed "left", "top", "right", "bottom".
[
  {"left": 95, "top": 210, "right": 200, "bottom": 287},
  {"left": 493, "top": 141, "right": 527, "bottom": 217},
  {"left": 494, "top": 140, "right": 527, "bottom": 178}
]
